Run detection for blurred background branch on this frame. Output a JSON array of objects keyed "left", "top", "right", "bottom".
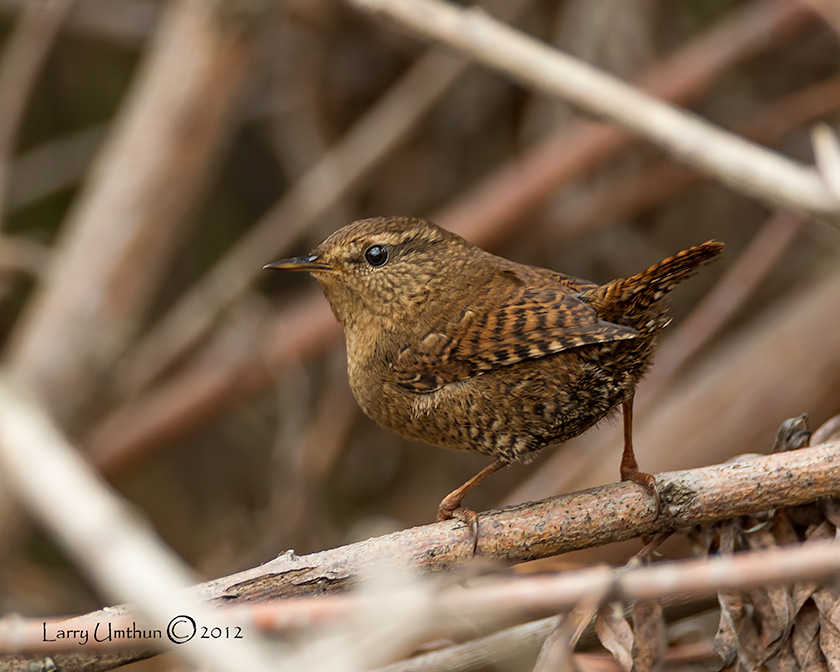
[
  {"left": 6, "top": 0, "right": 258, "bottom": 431},
  {"left": 0, "top": 375, "right": 277, "bottom": 672},
  {"left": 0, "top": 0, "right": 74, "bottom": 226},
  {"left": 351, "top": 0, "right": 840, "bottom": 218}
]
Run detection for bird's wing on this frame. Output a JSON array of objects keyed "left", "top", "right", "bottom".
[{"left": 391, "top": 286, "right": 638, "bottom": 393}]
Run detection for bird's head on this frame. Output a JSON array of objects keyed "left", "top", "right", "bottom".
[{"left": 264, "top": 216, "right": 480, "bottom": 328}]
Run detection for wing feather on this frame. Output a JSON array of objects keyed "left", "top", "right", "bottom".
[{"left": 392, "top": 286, "right": 637, "bottom": 392}]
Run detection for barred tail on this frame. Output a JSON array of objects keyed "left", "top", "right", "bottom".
[{"left": 581, "top": 240, "right": 724, "bottom": 323}]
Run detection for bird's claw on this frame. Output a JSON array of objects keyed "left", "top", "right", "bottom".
[{"left": 437, "top": 504, "right": 480, "bottom": 555}]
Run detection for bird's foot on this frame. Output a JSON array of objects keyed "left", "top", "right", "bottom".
[
  {"left": 621, "top": 467, "right": 661, "bottom": 520},
  {"left": 437, "top": 501, "right": 480, "bottom": 556},
  {"left": 435, "top": 458, "right": 506, "bottom": 556}
]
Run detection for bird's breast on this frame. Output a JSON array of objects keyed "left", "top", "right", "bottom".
[{"left": 342, "top": 320, "right": 401, "bottom": 412}]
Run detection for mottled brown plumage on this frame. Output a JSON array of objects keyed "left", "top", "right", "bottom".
[{"left": 266, "top": 216, "right": 724, "bottom": 548}]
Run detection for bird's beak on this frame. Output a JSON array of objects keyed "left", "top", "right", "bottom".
[{"left": 263, "top": 254, "right": 332, "bottom": 272}]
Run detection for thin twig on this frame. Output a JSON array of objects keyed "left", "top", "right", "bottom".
[
  {"left": 375, "top": 614, "right": 564, "bottom": 672},
  {"left": 178, "top": 442, "right": 840, "bottom": 602},
  {"left": 373, "top": 601, "right": 718, "bottom": 672},
  {"left": 434, "top": 0, "right": 815, "bottom": 244}
]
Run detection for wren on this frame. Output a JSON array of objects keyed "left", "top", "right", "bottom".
[{"left": 265, "top": 217, "right": 723, "bottom": 549}]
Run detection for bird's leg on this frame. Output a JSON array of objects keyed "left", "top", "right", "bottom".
[
  {"left": 620, "top": 392, "right": 661, "bottom": 518},
  {"left": 437, "top": 458, "right": 507, "bottom": 554}
]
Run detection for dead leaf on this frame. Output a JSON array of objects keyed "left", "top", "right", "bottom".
[
  {"left": 595, "top": 602, "right": 633, "bottom": 672},
  {"left": 792, "top": 601, "right": 828, "bottom": 671}
]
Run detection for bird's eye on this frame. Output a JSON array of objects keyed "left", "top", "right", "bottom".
[{"left": 364, "top": 245, "right": 389, "bottom": 267}]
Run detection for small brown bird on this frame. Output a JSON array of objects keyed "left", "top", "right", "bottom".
[{"left": 266, "top": 217, "right": 723, "bottom": 547}]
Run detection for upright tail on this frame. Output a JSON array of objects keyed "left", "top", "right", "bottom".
[{"left": 580, "top": 240, "right": 724, "bottom": 326}]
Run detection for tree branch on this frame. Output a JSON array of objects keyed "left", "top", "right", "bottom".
[
  {"left": 8, "top": 535, "right": 840, "bottom": 653},
  {"left": 205, "top": 441, "right": 840, "bottom": 602},
  {"left": 3, "top": 442, "right": 840, "bottom": 670}
]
